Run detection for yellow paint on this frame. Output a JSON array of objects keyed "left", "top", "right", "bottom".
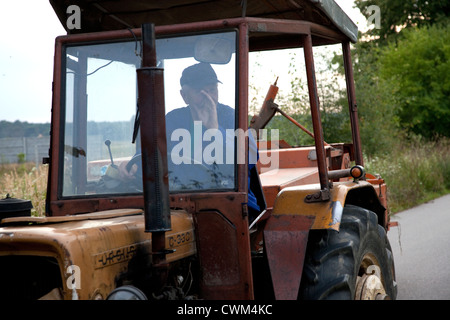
[
  {"left": 0, "top": 209, "right": 195, "bottom": 299},
  {"left": 272, "top": 180, "right": 375, "bottom": 231}
]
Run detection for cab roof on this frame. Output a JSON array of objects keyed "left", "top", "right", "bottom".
[{"left": 50, "top": 0, "right": 358, "bottom": 42}]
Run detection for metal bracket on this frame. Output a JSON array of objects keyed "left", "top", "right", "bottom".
[{"left": 304, "top": 189, "right": 331, "bottom": 203}]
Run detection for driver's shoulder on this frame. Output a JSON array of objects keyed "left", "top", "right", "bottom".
[
  {"left": 217, "top": 103, "right": 235, "bottom": 129},
  {"left": 166, "top": 106, "right": 190, "bottom": 118},
  {"left": 166, "top": 106, "right": 191, "bottom": 129}
]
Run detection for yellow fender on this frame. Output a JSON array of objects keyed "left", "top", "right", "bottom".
[{"left": 272, "top": 180, "right": 386, "bottom": 231}]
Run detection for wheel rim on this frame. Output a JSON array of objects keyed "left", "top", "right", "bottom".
[{"left": 355, "top": 254, "right": 390, "bottom": 300}]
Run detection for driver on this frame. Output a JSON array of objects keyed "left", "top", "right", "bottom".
[{"left": 119, "top": 62, "right": 261, "bottom": 221}]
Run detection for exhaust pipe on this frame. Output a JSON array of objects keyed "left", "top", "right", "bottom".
[{"left": 136, "top": 23, "right": 171, "bottom": 258}]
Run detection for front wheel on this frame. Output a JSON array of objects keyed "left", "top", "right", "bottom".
[{"left": 298, "top": 205, "right": 397, "bottom": 300}]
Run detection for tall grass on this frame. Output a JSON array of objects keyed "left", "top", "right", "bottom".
[
  {"left": 365, "top": 138, "right": 450, "bottom": 213},
  {"left": 0, "top": 163, "right": 48, "bottom": 217}
]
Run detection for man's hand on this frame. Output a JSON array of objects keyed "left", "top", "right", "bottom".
[
  {"left": 118, "top": 161, "right": 138, "bottom": 181},
  {"left": 196, "top": 89, "right": 219, "bottom": 129},
  {"left": 181, "top": 83, "right": 220, "bottom": 130}
]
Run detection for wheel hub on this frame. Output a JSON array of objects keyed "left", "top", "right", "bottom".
[{"left": 356, "top": 273, "right": 390, "bottom": 300}]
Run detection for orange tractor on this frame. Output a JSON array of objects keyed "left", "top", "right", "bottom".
[{"left": 0, "top": 0, "right": 396, "bottom": 300}]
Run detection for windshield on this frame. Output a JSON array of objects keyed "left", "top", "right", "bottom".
[{"left": 62, "top": 31, "right": 237, "bottom": 197}]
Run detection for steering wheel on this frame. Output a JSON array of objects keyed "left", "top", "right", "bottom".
[
  {"left": 125, "top": 153, "right": 231, "bottom": 190},
  {"left": 126, "top": 153, "right": 143, "bottom": 180},
  {"left": 169, "top": 156, "right": 218, "bottom": 190}
]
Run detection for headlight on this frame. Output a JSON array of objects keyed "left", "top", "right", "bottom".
[{"left": 106, "top": 285, "right": 147, "bottom": 300}]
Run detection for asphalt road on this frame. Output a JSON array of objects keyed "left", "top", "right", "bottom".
[{"left": 387, "top": 194, "right": 450, "bottom": 300}]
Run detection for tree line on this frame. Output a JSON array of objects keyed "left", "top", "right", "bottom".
[
  {"left": 0, "top": 121, "right": 50, "bottom": 139},
  {"left": 0, "top": 120, "right": 133, "bottom": 141}
]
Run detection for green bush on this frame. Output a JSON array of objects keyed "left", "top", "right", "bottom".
[
  {"left": 365, "top": 138, "right": 450, "bottom": 213},
  {"left": 17, "top": 153, "right": 25, "bottom": 164},
  {"left": 379, "top": 22, "right": 450, "bottom": 139}
]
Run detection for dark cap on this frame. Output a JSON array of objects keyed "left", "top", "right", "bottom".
[{"left": 180, "top": 63, "right": 222, "bottom": 89}]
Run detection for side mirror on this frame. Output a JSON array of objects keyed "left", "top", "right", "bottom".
[{"left": 194, "top": 34, "right": 234, "bottom": 64}]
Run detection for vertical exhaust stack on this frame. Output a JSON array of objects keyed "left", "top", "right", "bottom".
[{"left": 136, "top": 24, "right": 171, "bottom": 261}]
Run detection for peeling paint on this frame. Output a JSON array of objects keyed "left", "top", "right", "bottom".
[
  {"left": 331, "top": 201, "right": 343, "bottom": 226},
  {"left": 0, "top": 232, "right": 14, "bottom": 239}
]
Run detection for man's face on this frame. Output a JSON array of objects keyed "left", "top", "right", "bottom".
[{"left": 180, "top": 83, "right": 219, "bottom": 108}]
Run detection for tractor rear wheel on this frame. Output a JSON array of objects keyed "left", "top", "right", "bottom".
[{"left": 298, "top": 205, "right": 397, "bottom": 300}]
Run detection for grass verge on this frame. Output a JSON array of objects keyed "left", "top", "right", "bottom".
[
  {"left": 0, "top": 163, "right": 48, "bottom": 217},
  {"left": 365, "top": 138, "right": 450, "bottom": 214}
]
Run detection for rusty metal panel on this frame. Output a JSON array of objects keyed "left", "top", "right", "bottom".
[
  {"left": 193, "top": 193, "right": 253, "bottom": 299},
  {"left": 260, "top": 167, "right": 319, "bottom": 208},
  {"left": 196, "top": 211, "right": 240, "bottom": 286},
  {"left": 264, "top": 214, "right": 315, "bottom": 300},
  {"left": 0, "top": 209, "right": 195, "bottom": 300}
]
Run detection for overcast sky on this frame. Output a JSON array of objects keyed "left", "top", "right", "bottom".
[{"left": 0, "top": 0, "right": 365, "bottom": 123}]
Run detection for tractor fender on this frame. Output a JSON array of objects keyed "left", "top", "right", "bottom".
[
  {"left": 271, "top": 180, "right": 386, "bottom": 231},
  {"left": 263, "top": 181, "right": 386, "bottom": 299}
]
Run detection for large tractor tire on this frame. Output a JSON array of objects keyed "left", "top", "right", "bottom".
[{"left": 298, "top": 205, "right": 397, "bottom": 300}]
